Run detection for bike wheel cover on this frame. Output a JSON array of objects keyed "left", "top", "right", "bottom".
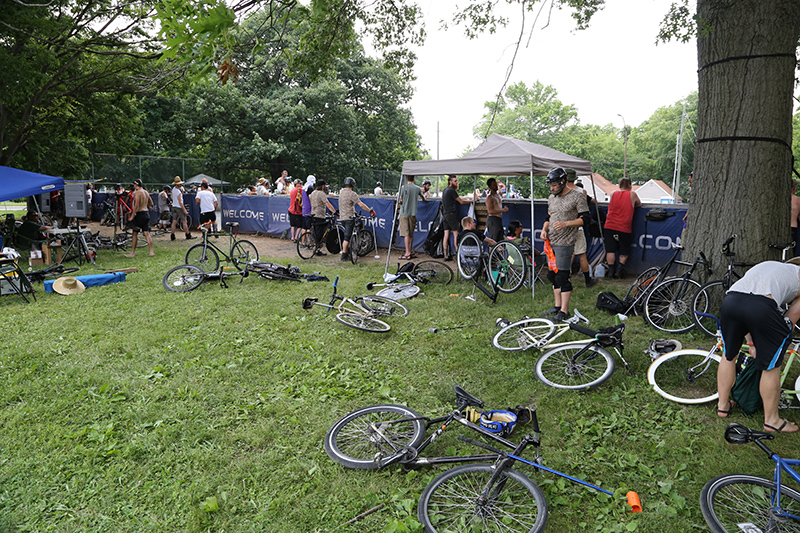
[
  {"left": 692, "top": 280, "right": 726, "bottom": 338},
  {"left": 376, "top": 285, "right": 420, "bottom": 300},
  {"left": 360, "top": 295, "right": 409, "bottom": 317},
  {"left": 457, "top": 233, "right": 482, "bottom": 280},
  {"left": 644, "top": 278, "right": 702, "bottom": 333},
  {"left": 163, "top": 264, "right": 204, "bottom": 292},
  {"left": 413, "top": 260, "right": 453, "bottom": 285},
  {"left": 232, "top": 240, "right": 258, "bottom": 270},
  {"left": 492, "top": 318, "right": 557, "bottom": 351},
  {"left": 534, "top": 343, "right": 615, "bottom": 390},
  {"left": 700, "top": 474, "right": 800, "bottom": 533},
  {"left": 326, "top": 226, "right": 344, "bottom": 254},
  {"left": 489, "top": 241, "right": 526, "bottom": 293},
  {"left": 336, "top": 312, "right": 391, "bottom": 332},
  {"left": 185, "top": 244, "right": 220, "bottom": 272},
  {"left": 324, "top": 404, "right": 426, "bottom": 469},
  {"left": 357, "top": 229, "right": 374, "bottom": 256},
  {"left": 418, "top": 463, "right": 547, "bottom": 533}
]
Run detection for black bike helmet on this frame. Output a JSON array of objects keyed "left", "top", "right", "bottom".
[
  {"left": 422, "top": 180, "right": 431, "bottom": 187},
  {"left": 376, "top": 181, "right": 382, "bottom": 187},
  {"left": 343, "top": 177, "right": 356, "bottom": 188},
  {"left": 546, "top": 168, "right": 567, "bottom": 195}
]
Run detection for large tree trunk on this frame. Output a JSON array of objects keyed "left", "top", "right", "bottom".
[{"left": 686, "top": 0, "right": 800, "bottom": 273}]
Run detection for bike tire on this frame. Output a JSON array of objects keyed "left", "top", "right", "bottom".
[
  {"left": 644, "top": 277, "right": 702, "bottom": 333},
  {"left": 324, "top": 404, "right": 426, "bottom": 469},
  {"left": 492, "top": 318, "right": 557, "bottom": 351},
  {"left": 185, "top": 244, "right": 220, "bottom": 272},
  {"left": 691, "top": 280, "right": 726, "bottom": 338},
  {"left": 326, "top": 226, "right": 344, "bottom": 255},
  {"left": 350, "top": 231, "right": 359, "bottom": 264},
  {"left": 335, "top": 312, "right": 391, "bottom": 332},
  {"left": 624, "top": 266, "right": 660, "bottom": 302},
  {"left": 646, "top": 349, "right": 721, "bottom": 404},
  {"left": 356, "top": 229, "right": 374, "bottom": 256},
  {"left": 358, "top": 295, "right": 409, "bottom": 317},
  {"left": 163, "top": 264, "right": 205, "bottom": 292},
  {"left": 534, "top": 342, "right": 615, "bottom": 391},
  {"left": 231, "top": 240, "right": 259, "bottom": 270},
  {"left": 297, "top": 231, "right": 318, "bottom": 260},
  {"left": 700, "top": 473, "right": 800, "bottom": 533},
  {"left": 795, "top": 374, "right": 800, "bottom": 406},
  {"left": 489, "top": 240, "right": 526, "bottom": 293},
  {"left": 457, "top": 232, "right": 482, "bottom": 280},
  {"left": 376, "top": 285, "right": 421, "bottom": 300},
  {"left": 413, "top": 260, "right": 453, "bottom": 285},
  {"left": 418, "top": 463, "right": 548, "bottom": 533}
]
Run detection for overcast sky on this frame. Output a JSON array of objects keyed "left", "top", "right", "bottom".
[{"left": 408, "top": 0, "right": 699, "bottom": 159}]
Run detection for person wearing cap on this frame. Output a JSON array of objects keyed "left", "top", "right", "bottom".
[
  {"left": 716, "top": 258, "right": 800, "bottom": 434},
  {"left": 310, "top": 179, "right": 335, "bottom": 256},
  {"left": 565, "top": 168, "right": 598, "bottom": 288},
  {"left": 124, "top": 179, "right": 155, "bottom": 257},
  {"left": 339, "top": 177, "right": 375, "bottom": 262},
  {"left": 170, "top": 176, "right": 195, "bottom": 241},
  {"left": 397, "top": 175, "right": 425, "bottom": 260},
  {"left": 256, "top": 178, "right": 268, "bottom": 196},
  {"left": 288, "top": 178, "right": 305, "bottom": 242},
  {"left": 421, "top": 180, "right": 432, "bottom": 199}
]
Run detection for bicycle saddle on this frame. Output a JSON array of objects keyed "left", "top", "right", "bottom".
[
  {"left": 302, "top": 297, "right": 317, "bottom": 310},
  {"left": 725, "top": 423, "right": 774, "bottom": 444},
  {"left": 454, "top": 385, "right": 484, "bottom": 409}
]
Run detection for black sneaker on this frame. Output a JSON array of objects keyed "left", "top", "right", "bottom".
[
  {"left": 340, "top": 253, "right": 350, "bottom": 262},
  {"left": 316, "top": 251, "right": 327, "bottom": 256},
  {"left": 553, "top": 311, "right": 570, "bottom": 322},
  {"left": 170, "top": 233, "right": 176, "bottom": 241},
  {"left": 186, "top": 234, "right": 196, "bottom": 240},
  {"left": 585, "top": 277, "right": 598, "bottom": 288},
  {"left": 541, "top": 306, "right": 560, "bottom": 317}
]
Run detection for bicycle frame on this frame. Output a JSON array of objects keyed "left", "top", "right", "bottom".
[{"left": 625, "top": 243, "right": 693, "bottom": 315}]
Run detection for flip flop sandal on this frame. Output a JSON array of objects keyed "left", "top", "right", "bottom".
[
  {"left": 764, "top": 419, "right": 799, "bottom": 434},
  {"left": 717, "top": 399, "right": 736, "bottom": 418},
  {"left": 399, "top": 255, "right": 413, "bottom": 260}
]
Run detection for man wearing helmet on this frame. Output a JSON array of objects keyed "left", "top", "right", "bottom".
[
  {"left": 374, "top": 182, "right": 384, "bottom": 196},
  {"left": 339, "top": 177, "right": 375, "bottom": 262},
  {"left": 540, "top": 167, "right": 591, "bottom": 322},
  {"left": 398, "top": 175, "right": 426, "bottom": 260}
]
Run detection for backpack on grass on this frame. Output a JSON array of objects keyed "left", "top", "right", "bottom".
[{"left": 596, "top": 291, "right": 630, "bottom": 314}]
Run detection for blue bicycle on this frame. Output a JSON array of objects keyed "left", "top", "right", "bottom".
[{"left": 701, "top": 423, "right": 800, "bottom": 532}]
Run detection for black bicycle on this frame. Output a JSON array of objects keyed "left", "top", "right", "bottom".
[
  {"left": 297, "top": 213, "right": 342, "bottom": 259},
  {"left": 643, "top": 249, "right": 711, "bottom": 333},
  {"left": 325, "top": 385, "right": 642, "bottom": 532},
  {"left": 162, "top": 261, "right": 253, "bottom": 292},
  {"left": 185, "top": 221, "right": 258, "bottom": 272}
]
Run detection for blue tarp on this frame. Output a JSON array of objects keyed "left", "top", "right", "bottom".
[
  {"left": 44, "top": 272, "right": 126, "bottom": 293},
  {"left": 0, "top": 166, "right": 65, "bottom": 202}
]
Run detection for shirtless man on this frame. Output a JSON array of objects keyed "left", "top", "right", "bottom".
[
  {"left": 485, "top": 178, "right": 508, "bottom": 242},
  {"left": 791, "top": 179, "right": 800, "bottom": 257},
  {"left": 125, "top": 180, "right": 155, "bottom": 257}
]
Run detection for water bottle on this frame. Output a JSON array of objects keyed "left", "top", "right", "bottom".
[{"left": 594, "top": 264, "right": 606, "bottom": 278}]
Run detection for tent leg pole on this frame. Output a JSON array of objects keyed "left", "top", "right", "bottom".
[
  {"left": 530, "top": 171, "right": 535, "bottom": 302},
  {"left": 384, "top": 182, "right": 402, "bottom": 277}
]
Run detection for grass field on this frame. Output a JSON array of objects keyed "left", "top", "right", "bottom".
[{"left": 2, "top": 239, "right": 799, "bottom": 532}]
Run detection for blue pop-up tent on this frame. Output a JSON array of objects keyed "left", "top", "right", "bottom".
[{"left": 0, "top": 166, "right": 65, "bottom": 202}]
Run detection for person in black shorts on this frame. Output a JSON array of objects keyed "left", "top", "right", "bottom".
[
  {"left": 441, "top": 175, "right": 474, "bottom": 261},
  {"left": 124, "top": 179, "right": 154, "bottom": 257}
]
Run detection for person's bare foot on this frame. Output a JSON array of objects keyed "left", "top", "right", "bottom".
[
  {"left": 123, "top": 253, "right": 135, "bottom": 258},
  {"left": 149, "top": 252, "right": 155, "bottom": 256}
]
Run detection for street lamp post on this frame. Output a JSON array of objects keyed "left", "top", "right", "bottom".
[{"left": 617, "top": 114, "right": 628, "bottom": 179}]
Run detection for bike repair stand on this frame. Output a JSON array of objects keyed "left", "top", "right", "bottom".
[{"left": 465, "top": 276, "right": 499, "bottom": 305}]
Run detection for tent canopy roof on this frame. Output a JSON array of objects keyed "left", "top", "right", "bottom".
[
  {"left": 401, "top": 134, "right": 591, "bottom": 177},
  {"left": 185, "top": 173, "right": 231, "bottom": 186},
  {"left": 0, "top": 166, "right": 65, "bottom": 203}
]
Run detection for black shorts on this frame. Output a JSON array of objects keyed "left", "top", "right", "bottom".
[
  {"left": 302, "top": 215, "right": 311, "bottom": 230},
  {"left": 485, "top": 215, "right": 504, "bottom": 242},
  {"left": 199, "top": 211, "right": 216, "bottom": 224},
  {"left": 442, "top": 212, "right": 460, "bottom": 232},
  {"left": 289, "top": 213, "right": 304, "bottom": 228},
  {"left": 720, "top": 292, "right": 793, "bottom": 371},
  {"left": 131, "top": 211, "right": 150, "bottom": 233},
  {"left": 341, "top": 219, "right": 355, "bottom": 240},
  {"left": 602, "top": 227, "right": 633, "bottom": 256}
]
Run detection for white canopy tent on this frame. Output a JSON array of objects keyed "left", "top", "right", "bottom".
[{"left": 401, "top": 134, "right": 592, "bottom": 301}]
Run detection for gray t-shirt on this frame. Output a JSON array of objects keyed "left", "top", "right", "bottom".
[
  {"left": 399, "top": 182, "right": 422, "bottom": 217},
  {"left": 729, "top": 261, "right": 800, "bottom": 308}
]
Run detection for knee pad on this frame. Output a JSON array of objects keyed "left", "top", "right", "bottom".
[
  {"left": 555, "top": 270, "right": 572, "bottom": 292},
  {"left": 547, "top": 270, "right": 557, "bottom": 286}
]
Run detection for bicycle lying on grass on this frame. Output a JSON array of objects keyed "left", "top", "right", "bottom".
[
  {"left": 162, "top": 262, "right": 252, "bottom": 292},
  {"left": 325, "top": 385, "right": 642, "bottom": 532},
  {"left": 491, "top": 313, "right": 630, "bottom": 391},
  {"left": 302, "top": 277, "right": 408, "bottom": 332},
  {"left": 701, "top": 423, "right": 800, "bottom": 532},
  {"left": 365, "top": 260, "right": 453, "bottom": 299}
]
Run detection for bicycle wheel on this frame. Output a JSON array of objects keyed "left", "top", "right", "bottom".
[
  {"left": 185, "top": 243, "right": 220, "bottom": 272},
  {"left": 644, "top": 278, "right": 702, "bottom": 333},
  {"left": 376, "top": 284, "right": 421, "bottom": 300},
  {"left": 349, "top": 231, "right": 359, "bottom": 264},
  {"left": 413, "top": 260, "right": 453, "bottom": 285},
  {"left": 335, "top": 312, "right": 391, "bottom": 332},
  {"left": 492, "top": 318, "right": 557, "bottom": 351},
  {"left": 326, "top": 226, "right": 344, "bottom": 255},
  {"left": 297, "top": 231, "right": 318, "bottom": 259},
  {"left": 324, "top": 404, "right": 426, "bottom": 469},
  {"left": 534, "top": 342, "right": 615, "bottom": 391},
  {"left": 624, "top": 266, "right": 660, "bottom": 306},
  {"left": 418, "top": 463, "right": 548, "bottom": 533},
  {"left": 356, "top": 229, "right": 375, "bottom": 256},
  {"left": 231, "top": 240, "right": 258, "bottom": 270},
  {"left": 647, "top": 349, "right": 721, "bottom": 404},
  {"left": 359, "top": 295, "right": 409, "bottom": 317},
  {"left": 162, "top": 264, "right": 204, "bottom": 292},
  {"left": 457, "top": 232, "right": 483, "bottom": 280},
  {"left": 700, "top": 473, "right": 800, "bottom": 533},
  {"left": 489, "top": 241, "right": 526, "bottom": 293},
  {"left": 692, "top": 280, "right": 726, "bottom": 338}
]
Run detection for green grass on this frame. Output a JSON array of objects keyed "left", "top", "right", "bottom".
[{"left": 2, "top": 241, "right": 800, "bottom": 532}]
